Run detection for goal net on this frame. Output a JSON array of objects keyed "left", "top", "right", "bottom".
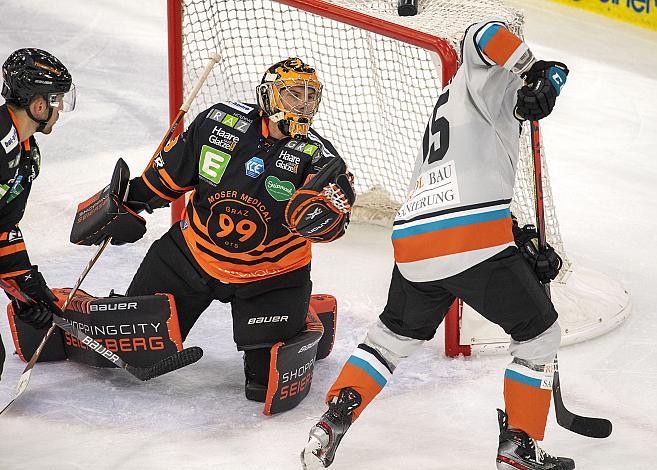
[{"left": 168, "top": 0, "right": 630, "bottom": 355}]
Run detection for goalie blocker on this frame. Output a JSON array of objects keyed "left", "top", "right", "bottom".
[
  {"left": 7, "top": 289, "right": 184, "bottom": 368},
  {"left": 70, "top": 158, "right": 146, "bottom": 246},
  {"left": 253, "top": 294, "right": 337, "bottom": 415}
]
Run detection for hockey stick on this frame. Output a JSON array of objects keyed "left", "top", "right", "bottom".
[
  {"left": 0, "top": 238, "right": 111, "bottom": 414},
  {"left": 0, "top": 241, "right": 204, "bottom": 415},
  {"left": 150, "top": 53, "right": 221, "bottom": 163},
  {"left": 530, "top": 120, "right": 612, "bottom": 438}
]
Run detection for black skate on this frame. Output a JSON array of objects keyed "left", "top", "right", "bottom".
[
  {"left": 301, "top": 387, "right": 362, "bottom": 469},
  {"left": 496, "top": 409, "right": 575, "bottom": 470}
]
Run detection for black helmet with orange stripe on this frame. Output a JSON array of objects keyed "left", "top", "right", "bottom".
[
  {"left": 256, "top": 58, "right": 322, "bottom": 140},
  {"left": 2, "top": 48, "right": 75, "bottom": 130}
]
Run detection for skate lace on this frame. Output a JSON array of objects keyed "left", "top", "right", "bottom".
[{"left": 529, "top": 437, "right": 555, "bottom": 464}]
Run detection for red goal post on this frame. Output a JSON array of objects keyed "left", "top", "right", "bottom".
[{"left": 166, "top": 0, "right": 630, "bottom": 357}]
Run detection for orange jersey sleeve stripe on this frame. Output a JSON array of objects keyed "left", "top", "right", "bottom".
[
  {"left": 142, "top": 174, "right": 176, "bottom": 202},
  {"left": 0, "top": 242, "right": 27, "bottom": 257},
  {"left": 479, "top": 24, "right": 523, "bottom": 67},
  {"left": 0, "top": 269, "right": 31, "bottom": 279},
  {"left": 392, "top": 217, "right": 513, "bottom": 263},
  {"left": 159, "top": 168, "right": 194, "bottom": 193}
]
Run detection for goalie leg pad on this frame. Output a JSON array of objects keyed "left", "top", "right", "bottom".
[
  {"left": 263, "top": 311, "right": 324, "bottom": 415},
  {"left": 310, "top": 294, "right": 337, "bottom": 360},
  {"left": 7, "top": 302, "right": 67, "bottom": 363},
  {"left": 50, "top": 288, "right": 183, "bottom": 368}
]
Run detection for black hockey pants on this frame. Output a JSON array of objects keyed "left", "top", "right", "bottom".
[
  {"left": 126, "top": 224, "right": 312, "bottom": 385},
  {"left": 380, "top": 247, "right": 558, "bottom": 342}
]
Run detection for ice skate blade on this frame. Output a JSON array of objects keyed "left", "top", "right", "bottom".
[{"left": 301, "top": 436, "right": 325, "bottom": 469}]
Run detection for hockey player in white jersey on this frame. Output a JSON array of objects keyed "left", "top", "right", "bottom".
[{"left": 301, "top": 20, "right": 571, "bottom": 470}]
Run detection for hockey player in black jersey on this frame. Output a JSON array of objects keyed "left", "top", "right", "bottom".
[
  {"left": 0, "top": 48, "right": 75, "bottom": 379},
  {"left": 91, "top": 58, "right": 354, "bottom": 413}
]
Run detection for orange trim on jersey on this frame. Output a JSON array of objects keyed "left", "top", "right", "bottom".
[
  {"left": 259, "top": 231, "right": 296, "bottom": 249},
  {"left": 189, "top": 206, "right": 211, "bottom": 237},
  {"left": 0, "top": 242, "right": 27, "bottom": 257},
  {"left": 183, "top": 229, "right": 311, "bottom": 283},
  {"left": 6, "top": 106, "right": 25, "bottom": 143},
  {"left": 190, "top": 227, "right": 307, "bottom": 262},
  {"left": 188, "top": 205, "right": 308, "bottom": 262},
  {"left": 142, "top": 174, "right": 176, "bottom": 202},
  {"left": 504, "top": 378, "right": 551, "bottom": 440},
  {"left": 0, "top": 269, "right": 31, "bottom": 279},
  {"left": 261, "top": 118, "right": 270, "bottom": 139},
  {"left": 482, "top": 27, "right": 523, "bottom": 67},
  {"left": 159, "top": 168, "right": 194, "bottom": 193},
  {"left": 393, "top": 217, "right": 513, "bottom": 263}
]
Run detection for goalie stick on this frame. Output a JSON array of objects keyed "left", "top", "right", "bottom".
[
  {"left": 530, "top": 120, "right": 612, "bottom": 439},
  {"left": 0, "top": 241, "right": 204, "bottom": 415}
]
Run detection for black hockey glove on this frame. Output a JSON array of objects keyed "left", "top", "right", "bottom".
[
  {"left": 513, "top": 223, "right": 563, "bottom": 284},
  {"left": 11, "top": 267, "right": 60, "bottom": 329},
  {"left": 514, "top": 60, "right": 569, "bottom": 121},
  {"left": 286, "top": 157, "right": 356, "bottom": 243}
]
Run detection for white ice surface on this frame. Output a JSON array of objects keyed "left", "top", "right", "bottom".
[{"left": 0, "top": 1, "right": 656, "bottom": 468}]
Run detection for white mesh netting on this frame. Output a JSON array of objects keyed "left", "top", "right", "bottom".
[
  {"left": 176, "top": 0, "right": 631, "bottom": 353},
  {"left": 180, "top": 0, "right": 567, "bottom": 265}
]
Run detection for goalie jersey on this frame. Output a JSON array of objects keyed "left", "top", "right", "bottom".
[
  {"left": 135, "top": 101, "right": 340, "bottom": 283},
  {"left": 392, "top": 20, "right": 530, "bottom": 282}
]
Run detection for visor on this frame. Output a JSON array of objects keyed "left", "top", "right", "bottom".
[{"left": 48, "top": 82, "right": 76, "bottom": 112}]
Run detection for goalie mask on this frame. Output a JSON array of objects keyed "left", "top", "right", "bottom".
[{"left": 256, "top": 58, "right": 322, "bottom": 140}]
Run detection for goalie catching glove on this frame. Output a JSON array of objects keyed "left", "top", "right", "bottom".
[
  {"left": 285, "top": 156, "right": 355, "bottom": 242},
  {"left": 512, "top": 220, "right": 563, "bottom": 284},
  {"left": 70, "top": 158, "right": 146, "bottom": 246}
]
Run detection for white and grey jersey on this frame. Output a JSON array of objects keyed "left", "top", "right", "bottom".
[{"left": 391, "top": 19, "right": 526, "bottom": 282}]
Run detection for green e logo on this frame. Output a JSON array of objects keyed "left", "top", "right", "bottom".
[{"left": 199, "top": 145, "right": 231, "bottom": 185}]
